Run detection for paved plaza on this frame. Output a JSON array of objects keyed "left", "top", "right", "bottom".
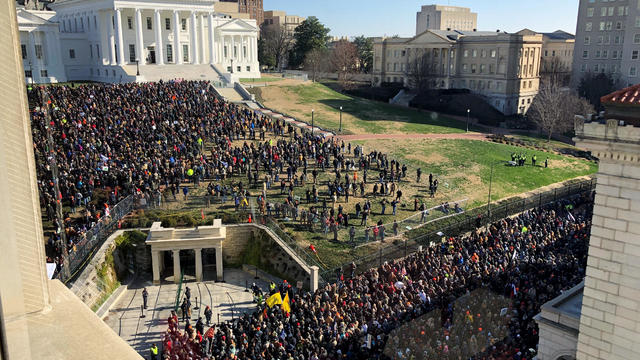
[{"left": 103, "top": 268, "right": 269, "bottom": 356}]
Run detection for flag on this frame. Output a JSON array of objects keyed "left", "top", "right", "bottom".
[
  {"left": 204, "top": 326, "right": 215, "bottom": 338},
  {"left": 266, "top": 292, "right": 282, "bottom": 308},
  {"left": 281, "top": 293, "right": 291, "bottom": 313},
  {"left": 201, "top": 209, "right": 205, "bottom": 220}
]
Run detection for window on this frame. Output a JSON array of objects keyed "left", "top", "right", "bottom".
[
  {"left": 462, "top": 64, "right": 468, "bottom": 72},
  {"left": 601, "top": 7, "right": 607, "bottom": 16},
  {"left": 608, "top": 6, "right": 614, "bottom": 16},
  {"left": 243, "top": 46, "right": 247, "bottom": 59},
  {"left": 619, "top": 6, "right": 625, "bottom": 15},
  {"left": 393, "top": 63, "right": 397, "bottom": 71},
  {"left": 181, "top": 18, "right": 187, "bottom": 31},
  {"left": 594, "top": 64, "right": 599, "bottom": 72},
  {"left": 604, "top": 35, "right": 610, "bottom": 45},
  {"left": 25, "top": 70, "right": 32, "bottom": 78},
  {"left": 586, "top": 22, "right": 592, "bottom": 31},
  {"left": 600, "top": 21, "right": 606, "bottom": 31},
  {"left": 636, "top": 16, "right": 640, "bottom": 28},
  {"left": 233, "top": 46, "right": 237, "bottom": 58},
  {"left": 544, "top": 50, "right": 549, "bottom": 56},
  {"left": 183, "top": 44, "right": 189, "bottom": 62},
  {"left": 224, "top": 45, "right": 228, "bottom": 58},
  {"left": 480, "top": 64, "right": 486, "bottom": 73},
  {"left": 68, "top": 48, "right": 75, "bottom": 59},
  {"left": 481, "top": 49, "right": 486, "bottom": 57},
  {"left": 552, "top": 50, "right": 556, "bottom": 56},
  {"left": 489, "top": 64, "right": 495, "bottom": 74},
  {"left": 21, "top": 44, "right": 27, "bottom": 59},
  {"left": 581, "top": 64, "right": 587, "bottom": 72},
  {"left": 463, "top": 50, "right": 469, "bottom": 57},
  {"left": 34, "top": 44, "right": 42, "bottom": 59},
  {"left": 596, "top": 50, "right": 601, "bottom": 58},
  {"left": 615, "top": 35, "right": 622, "bottom": 44},
  {"left": 472, "top": 49, "right": 477, "bottom": 57},
  {"left": 633, "top": 50, "right": 639, "bottom": 60},
  {"left": 129, "top": 44, "right": 136, "bottom": 62},
  {"left": 528, "top": 80, "right": 532, "bottom": 88},
  {"left": 587, "top": 7, "right": 594, "bottom": 17},
  {"left": 597, "top": 35, "right": 603, "bottom": 44},
  {"left": 96, "top": 44, "right": 100, "bottom": 58},
  {"left": 166, "top": 44, "right": 173, "bottom": 62},
  {"left": 40, "top": 69, "right": 48, "bottom": 77},
  {"left": 630, "top": 67, "right": 637, "bottom": 76},
  {"left": 490, "top": 49, "right": 496, "bottom": 58},
  {"left": 606, "top": 22, "right": 613, "bottom": 30},
  {"left": 584, "top": 36, "right": 590, "bottom": 45},
  {"left": 127, "top": 17, "right": 133, "bottom": 30},
  {"left": 612, "top": 50, "right": 618, "bottom": 59},
  {"left": 146, "top": 17, "right": 152, "bottom": 30},
  {"left": 246, "top": 66, "right": 250, "bottom": 72},
  {"left": 616, "top": 22, "right": 622, "bottom": 30},
  {"left": 166, "top": 18, "right": 171, "bottom": 30},
  {"left": 471, "top": 64, "right": 477, "bottom": 73},
  {"left": 89, "top": 45, "right": 93, "bottom": 58},
  {"left": 583, "top": 50, "right": 589, "bottom": 59},
  {"left": 603, "top": 50, "right": 608, "bottom": 58}
]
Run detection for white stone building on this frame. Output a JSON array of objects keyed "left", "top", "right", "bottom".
[{"left": 17, "top": 0, "right": 260, "bottom": 84}]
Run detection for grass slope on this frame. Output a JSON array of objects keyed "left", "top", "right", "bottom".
[{"left": 251, "top": 80, "right": 471, "bottom": 135}]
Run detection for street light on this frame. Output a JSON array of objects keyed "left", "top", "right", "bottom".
[
  {"left": 339, "top": 106, "right": 343, "bottom": 133},
  {"left": 135, "top": 59, "right": 140, "bottom": 76},
  {"left": 311, "top": 109, "right": 315, "bottom": 135},
  {"left": 466, "top": 109, "right": 470, "bottom": 132}
]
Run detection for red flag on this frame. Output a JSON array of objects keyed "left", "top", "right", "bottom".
[
  {"left": 201, "top": 209, "right": 205, "bottom": 220},
  {"left": 204, "top": 326, "right": 215, "bottom": 338}
]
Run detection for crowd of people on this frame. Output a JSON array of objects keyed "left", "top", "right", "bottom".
[
  {"left": 30, "top": 80, "right": 426, "bottom": 272},
  {"left": 159, "top": 193, "right": 593, "bottom": 359}
]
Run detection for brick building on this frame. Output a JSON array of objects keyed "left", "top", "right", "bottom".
[{"left": 220, "top": 0, "right": 263, "bottom": 30}]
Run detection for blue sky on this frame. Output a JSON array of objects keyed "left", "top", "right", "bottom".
[{"left": 263, "top": 0, "right": 579, "bottom": 38}]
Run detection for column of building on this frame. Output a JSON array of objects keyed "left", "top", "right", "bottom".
[
  {"left": 208, "top": 13, "right": 215, "bottom": 64},
  {"left": 154, "top": 10, "right": 164, "bottom": 65},
  {"left": 107, "top": 11, "right": 116, "bottom": 65},
  {"left": 190, "top": 11, "right": 198, "bottom": 64},
  {"left": 173, "top": 10, "right": 182, "bottom": 64},
  {"left": 114, "top": 8, "right": 125, "bottom": 65},
  {"left": 134, "top": 9, "right": 144, "bottom": 64},
  {"left": 198, "top": 14, "right": 205, "bottom": 64}
]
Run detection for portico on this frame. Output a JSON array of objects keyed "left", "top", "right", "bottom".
[{"left": 146, "top": 220, "right": 226, "bottom": 284}]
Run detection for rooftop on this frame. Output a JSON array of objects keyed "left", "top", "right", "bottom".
[{"left": 601, "top": 83, "right": 640, "bottom": 106}]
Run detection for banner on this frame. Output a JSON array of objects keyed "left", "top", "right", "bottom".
[{"left": 266, "top": 292, "right": 282, "bottom": 308}]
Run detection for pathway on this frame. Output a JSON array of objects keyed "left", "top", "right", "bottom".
[
  {"left": 334, "top": 132, "right": 489, "bottom": 141},
  {"left": 102, "top": 268, "right": 269, "bottom": 357}
]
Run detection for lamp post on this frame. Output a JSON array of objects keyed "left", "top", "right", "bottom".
[
  {"left": 136, "top": 59, "right": 140, "bottom": 76},
  {"left": 339, "top": 106, "right": 343, "bottom": 133},
  {"left": 311, "top": 109, "right": 315, "bottom": 135},
  {"left": 466, "top": 109, "right": 470, "bottom": 132}
]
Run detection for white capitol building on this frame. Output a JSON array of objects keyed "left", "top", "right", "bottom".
[{"left": 17, "top": 0, "right": 261, "bottom": 84}]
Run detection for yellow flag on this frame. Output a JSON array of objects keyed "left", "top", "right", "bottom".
[
  {"left": 281, "top": 292, "right": 291, "bottom": 313},
  {"left": 266, "top": 292, "right": 282, "bottom": 308}
]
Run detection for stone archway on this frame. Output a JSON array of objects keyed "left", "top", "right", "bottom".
[{"left": 147, "top": 220, "right": 225, "bottom": 284}]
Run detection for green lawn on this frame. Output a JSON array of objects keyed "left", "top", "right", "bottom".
[{"left": 250, "top": 81, "right": 475, "bottom": 135}]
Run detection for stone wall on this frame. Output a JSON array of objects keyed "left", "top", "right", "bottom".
[
  {"left": 574, "top": 118, "right": 640, "bottom": 360},
  {"left": 225, "top": 224, "right": 312, "bottom": 288}
]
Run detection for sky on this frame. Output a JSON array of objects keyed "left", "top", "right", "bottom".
[{"left": 262, "top": 0, "right": 579, "bottom": 38}]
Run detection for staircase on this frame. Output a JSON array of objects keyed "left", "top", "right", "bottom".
[
  {"left": 136, "top": 64, "right": 228, "bottom": 86},
  {"left": 389, "top": 89, "right": 417, "bottom": 107}
]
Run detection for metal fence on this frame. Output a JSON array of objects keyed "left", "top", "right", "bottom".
[
  {"left": 54, "top": 193, "right": 146, "bottom": 284},
  {"left": 319, "top": 178, "right": 596, "bottom": 281}
]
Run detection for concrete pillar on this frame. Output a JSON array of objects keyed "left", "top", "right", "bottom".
[
  {"left": 154, "top": 10, "right": 164, "bottom": 65},
  {"left": 115, "top": 8, "right": 125, "bottom": 65},
  {"left": 208, "top": 13, "right": 215, "bottom": 64},
  {"left": 195, "top": 248, "right": 202, "bottom": 282},
  {"left": 27, "top": 31, "right": 38, "bottom": 82},
  {"left": 135, "top": 8, "right": 144, "bottom": 63},
  {"left": 173, "top": 10, "right": 182, "bottom": 64},
  {"left": 172, "top": 249, "right": 181, "bottom": 283},
  {"left": 152, "top": 250, "right": 161, "bottom": 284},
  {"left": 215, "top": 245, "right": 223, "bottom": 281},
  {"left": 310, "top": 266, "right": 319, "bottom": 293},
  {"left": 199, "top": 14, "right": 205, "bottom": 64},
  {"left": 190, "top": 11, "right": 198, "bottom": 64},
  {"left": 107, "top": 11, "right": 116, "bottom": 65}
]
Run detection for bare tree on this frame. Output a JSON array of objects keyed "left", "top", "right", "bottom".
[
  {"left": 330, "top": 40, "right": 359, "bottom": 89},
  {"left": 540, "top": 56, "right": 570, "bottom": 85},
  {"left": 529, "top": 78, "right": 595, "bottom": 142},
  {"left": 405, "top": 49, "right": 437, "bottom": 92},
  {"left": 304, "top": 48, "right": 330, "bottom": 82},
  {"left": 262, "top": 25, "right": 294, "bottom": 70}
]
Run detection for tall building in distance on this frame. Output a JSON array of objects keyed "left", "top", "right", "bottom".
[
  {"left": 263, "top": 10, "right": 305, "bottom": 37},
  {"left": 517, "top": 29, "right": 575, "bottom": 84},
  {"left": 416, "top": 5, "right": 477, "bottom": 35},
  {"left": 221, "top": 0, "right": 263, "bottom": 30},
  {"left": 571, "top": 1, "right": 637, "bottom": 88}
]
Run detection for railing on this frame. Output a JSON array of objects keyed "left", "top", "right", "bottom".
[
  {"left": 263, "top": 218, "right": 326, "bottom": 271},
  {"left": 319, "top": 177, "right": 596, "bottom": 281},
  {"left": 53, "top": 193, "right": 146, "bottom": 284}
]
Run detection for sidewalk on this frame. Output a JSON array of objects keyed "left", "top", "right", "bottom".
[{"left": 102, "top": 268, "right": 269, "bottom": 356}]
